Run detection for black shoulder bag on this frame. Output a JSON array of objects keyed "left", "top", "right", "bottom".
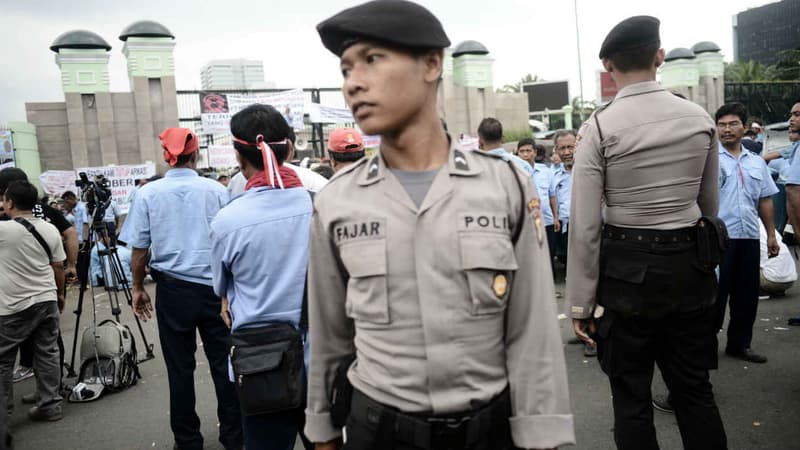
[
  {"left": 229, "top": 191, "right": 315, "bottom": 416},
  {"left": 230, "top": 322, "right": 306, "bottom": 416}
]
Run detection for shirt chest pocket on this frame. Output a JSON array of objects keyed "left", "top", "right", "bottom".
[
  {"left": 459, "top": 233, "right": 518, "bottom": 315},
  {"left": 744, "top": 166, "right": 763, "bottom": 198},
  {"left": 340, "top": 240, "right": 390, "bottom": 324}
]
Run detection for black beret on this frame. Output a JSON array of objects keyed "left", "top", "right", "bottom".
[
  {"left": 598, "top": 15, "right": 660, "bottom": 59},
  {"left": 317, "top": 0, "right": 450, "bottom": 57}
]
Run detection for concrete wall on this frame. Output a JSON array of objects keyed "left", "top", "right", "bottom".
[
  {"left": 438, "top": 77, "right": 529, "bottom": 139},
  {"left": 26, "top": 76, "right": 179, "bottom": 172},
  {"left": 25, "top": 102, "right": 71, "bottom": 171},
  {"left": 495, "top": 93, "right": 530, "bottom": 134}
]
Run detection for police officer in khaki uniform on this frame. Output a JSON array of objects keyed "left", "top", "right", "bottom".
[
  {"left": 567, "top": 16, "right": 727, "bottom": 450},
  {"left": 305, "top": 1, "right": 574, "bottom": 450}
]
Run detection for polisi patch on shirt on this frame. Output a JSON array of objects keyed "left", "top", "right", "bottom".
[
  {"left": 458, "top": 213, "right": 510, "bottom": 232},
  {"left": 334, "top": 218, "right": 386, "bottom": 243}
]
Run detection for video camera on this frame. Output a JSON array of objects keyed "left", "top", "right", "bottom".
[{"left": 75, "top": 172, "right": 112, "bottom": 224}]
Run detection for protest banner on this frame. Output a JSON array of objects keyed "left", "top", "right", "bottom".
[
  {"left": 38, "top": 170, "right": 77, "bottom": 197},
  {"left": 308, "top": 103, "right": 354, "bottom": 123},
  {"left": 0, "top": 131, "right": 14, "bottom": 166},
  {"left": 199, "top": 92, "right": 231, "bottom": 134},
  {"left": 73, "top": 163, "right": 156, "bottom": 214},
  {"left": 208, "top": 145, "right": 238, "bottom": 169},
  {"left": 199, "top": 89, "right": 307, "bottom": 134},
  {"left": 459, "top": 135, "right": 480, "bottom": 150},
  {"left": 227, "top": 89, "right": 305, "bottom": 129},
  {"left": 363, "top": 135, "right": 381, "bottom": 148}
]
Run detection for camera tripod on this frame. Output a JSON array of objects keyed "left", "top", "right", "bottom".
[{"left": 66, "top": 199, "right": 155, "bottom": 378}]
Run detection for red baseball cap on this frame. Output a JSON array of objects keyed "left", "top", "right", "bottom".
[{"left": 327, "top": 128, "right": 364, "bottom": 153}]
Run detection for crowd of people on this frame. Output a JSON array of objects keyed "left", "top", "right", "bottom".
[{"left": 2, "top": 1, "right": 800, "bottom": 450}]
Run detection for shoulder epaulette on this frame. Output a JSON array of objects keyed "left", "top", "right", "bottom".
[{"left": 322, "top": 155, "right": 369, "bottom": 188}]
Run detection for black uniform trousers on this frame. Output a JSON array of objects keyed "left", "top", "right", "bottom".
[
  {"left": 595, "top": 232, "right": 727, "bottom": 450},
  {"left": 343, "top": 389, "right": 519, "bottom": 450},
  {"left": 713, "top": 239, "right": 760, "bottom": 352},
  {"left": 152, "top": 271, "right": 242, "bottom": 450}
]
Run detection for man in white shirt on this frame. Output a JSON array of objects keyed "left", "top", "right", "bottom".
[
  {"left": 759, "top": 222, "right": 796, "bottom": 296},
  {"left": 0, "top": 180, "right": 66, "bottom": 424}
]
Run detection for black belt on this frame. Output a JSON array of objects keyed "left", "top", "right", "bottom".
[
  {"left": 604, "top": 224, "right": 695, "bottom": 243},
  {"left": 350, "top": 387, "right": 509, "bottom": 450}
]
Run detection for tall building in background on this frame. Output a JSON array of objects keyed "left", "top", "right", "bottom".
[
  {"left": 200, "top": 59, "right": 266, "bottom": 90},
  {"left": 733, "top": 0, "right": 800, "bottom": 65}
]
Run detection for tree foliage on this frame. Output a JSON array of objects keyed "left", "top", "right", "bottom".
[
  {"left": 725, "top": 50, "right": 800, "bottom": 82},
  {"left": 497, "top": 73, "right": 541, "bottom": 93}
]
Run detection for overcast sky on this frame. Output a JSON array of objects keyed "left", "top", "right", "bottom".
[{"left": 0, "top": 0, "right": 773, "bottom": 123}]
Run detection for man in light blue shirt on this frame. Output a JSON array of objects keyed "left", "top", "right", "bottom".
[
  {"left": 121, "top": 128, "right": 241, "bottom": 450},
  {"left": 89, "top": 234, "right": 132, "bottom": 289},
  {"left": 551, "top": 130, "right": 576, "bottom": 266},
  {"left": 516, "top": 138, "right": 558, "bottom": 266},
  {"left": 714, "top": 103, "right": 779, "bottom": 365},
  {"left": 783, "top": 100, "right": 800, "bottom": 228},
  {"left": 477, "top": 117, "right": 536, "bottom": 180},
  {"left": 210, "top": 104, "right": 313, "bottom": 450},
  {"left": 61, "top": 192, "right": 87, "bottom": 242},
  {"left": 89, "top": 236, "right": 133, "bottom": 291}
]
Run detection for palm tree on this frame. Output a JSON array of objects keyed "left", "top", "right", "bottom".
[
  {"left": 498, "top": 73, "right": 541, "bottom": 93},
  {"left": 724, "top": 61, "right": 776, "bottom": 82}
]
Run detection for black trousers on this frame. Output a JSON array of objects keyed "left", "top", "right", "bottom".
[
  {"left": 0, "top": 377, "right": 6, "bottom": 450},
  {"left": 596, "top": 308, "right": 727, "bottom": 450},
  {"left": 343, "top": 390, "right": 518, "bottom": 450},
  {"left": 19, "top": 333, "right": 64, "bottom": 378},
  {"left": 555, "top": 221, "right": 569, "bottom": 263},
  {"left": 153, "top": 272, "right": 242, "bottom": 450},
  {"left": 596, "top": 232, "right": 726, "bottom": 450},
  {"left": 545, "top": 224, "right": 557, "bottom": 272},
  {"left": 714, "top": 239, "right": 760, "bottom": 352}
]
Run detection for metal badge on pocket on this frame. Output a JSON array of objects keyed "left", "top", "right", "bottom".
[{"left": 492, "top": 273, "right": 508, "bottom": 298}]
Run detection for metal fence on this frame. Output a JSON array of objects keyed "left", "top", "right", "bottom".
[
  {"left": 176, "top": 87, "right": 352, "bottom": 164},
  {"left": 724, "top": 82, "right": 800, "bottom": 125}
]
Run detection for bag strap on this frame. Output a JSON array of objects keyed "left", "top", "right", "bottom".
[
  {"left": 507, "top": 160, "right": 526, "bottom": 247},
  {"left": 300, "top": 190, "right": 316, "bottom": 333},
  {"left": 14, "top": 217, "right": 52, "bottom": 261}
]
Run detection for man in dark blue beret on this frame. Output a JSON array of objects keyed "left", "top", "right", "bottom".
[
  {"left": 569, "top": 14, "right": 728, "bottom": 450},
  {"left": 307, "top": 1, "right": 575, "bottom": 450}
]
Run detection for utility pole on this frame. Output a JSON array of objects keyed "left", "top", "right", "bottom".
[{"left": 574, "top": 0, "right": 585, "bottom": 121}]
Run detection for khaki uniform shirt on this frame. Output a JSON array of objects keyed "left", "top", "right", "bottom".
[
  {"left": 305, "top": 140, "right": 575, "bottom": 449},
  {"left": 567, "top": 81, "right": 719, "bottom": 319}
]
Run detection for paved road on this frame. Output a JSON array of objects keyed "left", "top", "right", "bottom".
[{"left": 8, "top": 276, "right": 800, "bottom": 449}]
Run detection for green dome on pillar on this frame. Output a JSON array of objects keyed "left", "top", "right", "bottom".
[
  {"left": 50, "top": 30, "right": 111, "bottom": 52},
  {"left": 119, "top": 20, "right": 174, "bottom": 41},
  {"left": 50, "top": 29, "right": 111, "bottom": 94},
  {"left": 120, "top": 20, "right": 176, "bottom": 81}
]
